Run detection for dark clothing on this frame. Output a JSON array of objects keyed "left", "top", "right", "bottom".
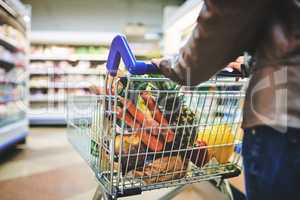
[
  {"left": 158, "top": 1, "right": 300, "bottom": 199},
  {"left": 243, "top": 126, "right": 300, "bottom": 200}
]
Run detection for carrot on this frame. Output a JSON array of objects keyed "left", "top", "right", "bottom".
[
  {"left": 116, "top": 107, "right": 141, "bottom": 130},
  {"left": 119, "top": 97, "right": 161, "bottom": 135},
  {"left": 138, "top": 131, "right": 164, "bottom": 152},
  {"left": 116, "top": 107, "right": 164, "bottom": 152},
  {"left": 141, "top": 92, "right": 175, "bottom": 142}
]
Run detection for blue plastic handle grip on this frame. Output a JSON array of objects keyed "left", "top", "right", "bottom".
[{"left": 106, "top": 35, "right": 160, "bottom": 76}]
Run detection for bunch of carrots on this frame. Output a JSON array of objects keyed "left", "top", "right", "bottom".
[{"left": 116, "top": 92, "right": 175, "bottom": 152}]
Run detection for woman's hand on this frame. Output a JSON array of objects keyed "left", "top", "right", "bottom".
[
  {"left": 228, "top": 56, "right": 244, "bottom": 72},
  {"left": 151, "top": 58, "right": 164, "bottom": 68},
  {"left": 154, "top": 56, "right": 244, "bottom": 71}
]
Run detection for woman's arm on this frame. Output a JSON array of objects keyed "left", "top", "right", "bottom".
[{"left": 156, "top": 0, "right": 273, "bottom": 85}]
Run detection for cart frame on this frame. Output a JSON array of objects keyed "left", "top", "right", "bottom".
[{"left": 67, "top": 35, "right": 247, "bottom": 200}]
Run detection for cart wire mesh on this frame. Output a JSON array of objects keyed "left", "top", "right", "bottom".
[{"left": 67, "top": 74, "right": 246, "bottom": 199}]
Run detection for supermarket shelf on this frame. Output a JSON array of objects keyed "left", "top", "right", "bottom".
[
  {"left": 30, "top": 31, "right": 116, "bottom": 46},
  {"left": 0, "top": 58, "right": 25, "bottom": 70},
  {"left": 30, "top": 96, "right": 66, "bottom": 102},
  {"left": 0, "top": 80, "right": 25, "bottom": 85},
  {"left": 30, "top": 82, "right": 95, "bottom": 89},
  {"left": 30, "top": 54, "right": 107, "bottom": 62},
  {"left": 0, "top": 35, "right": 18, "bottom": 52},
  {"left": 0, "top": 56, "right": 15, "bottom": 70},
  {"left": 29, "top": 113, "right": 66, "bottom": 125},
  {"left": 0, "top": 0, "right": 28, "bottom": 34},
  {"left": 0, "top": 97, "right": 23, "bottom": 103},
  {"left": 0, "top": 0, "right": 28, "bottom": 22},
  {"left": 0, "top": 1, "right": 29, "bottom": 150},
  {"left": 29, "top": 69, "right": 105, "bottom": 75},
  {"left": 0, "top": 0, "right": 18, "bottom": 17},
  {"left": 0, "top": 119, "right": 29, "bottom": 151}
]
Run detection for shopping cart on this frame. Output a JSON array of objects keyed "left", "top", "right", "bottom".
[{"left": 67, "top": 35, "right": 247, "bottom": 200}]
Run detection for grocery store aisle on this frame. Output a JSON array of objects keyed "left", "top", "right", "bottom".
[
  {"left": 0, "top": 127, "right": 231, "bottom": 200},
  {"left": 0, "top": 127, "right": 98, "bottom": 200}
]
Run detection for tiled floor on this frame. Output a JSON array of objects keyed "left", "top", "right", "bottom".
[{"left": 0, "top": 127, "right": 243, "bottom": 200}]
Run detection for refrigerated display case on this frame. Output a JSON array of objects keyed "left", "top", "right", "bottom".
[{"left": 0, "top": 0, "right": 30, "bottom": 151}]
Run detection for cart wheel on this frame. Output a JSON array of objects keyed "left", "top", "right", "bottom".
[{"left": 92, "top": 186, "right": 113, "bottom": 200}]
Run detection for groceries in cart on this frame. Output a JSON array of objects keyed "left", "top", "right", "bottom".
[
  {"left": 104, "top": 75, "right": 197, "bottom": 180},
  {"left": 95, "top": 72, "right": 239, "bottom": 184},
  {"left": 67, "top": 35, "right": 245, "bottom": 199},
  {"left": 197, "top": 125, "right": 235, "bottom": 164}
]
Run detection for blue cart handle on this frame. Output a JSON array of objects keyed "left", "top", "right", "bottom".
[{"left": 106, "top": 35, "right": 160, "bottom": 76}]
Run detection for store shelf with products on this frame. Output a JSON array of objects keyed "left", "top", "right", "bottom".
[
  {"left": 29, "top": 59, "right": 106, "bottom": 74},
  {"left": 0, "top": 24, "right": 27, "bottom": 51},
  {"left": 29, "top": 43, "right": 106, "bottom": 125},
  {"left": 30, "top": 95, "right": 66, "bottom": 102},
  {"left": 30, "top": 82, "right": 99, "bottom": 89},
  {"left": 0, "top": 35, "right": 19, "bottom": 52},
  {"left": 29, "top": 70, "right": 103, "bottom": 75},
  {"left": 0, "top": 0, "right": 30, "bottom": 151},
  {"left": 29, "top": 82, "right": 102, "bottom": 124},
  {"left": 30, "top": 44, "right": 109, "bottom": 61},
  {"left": 30, "top": 54, "right": 107, "bottom": 62},
  {"left": 28, "top": 29, "right": 162, "bottom": 125}
]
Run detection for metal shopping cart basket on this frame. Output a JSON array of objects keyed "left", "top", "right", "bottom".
[{"left": 67, "top": 35, "right": 248, "bottom": 200}]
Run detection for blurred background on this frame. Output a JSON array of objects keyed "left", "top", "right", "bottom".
[{"left": 0, "top": 0, "right": 245, "bottom": 199}]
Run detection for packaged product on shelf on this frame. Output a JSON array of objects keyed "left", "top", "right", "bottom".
[
  {"left": 0, "top": 24, "right": 26, "bottom": 50},
  {"left": 0, "top": 46, "right": 15, "bottom": 63},
  {"left": 31, "top": 44, "right": 108, "bottom": 58}
]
